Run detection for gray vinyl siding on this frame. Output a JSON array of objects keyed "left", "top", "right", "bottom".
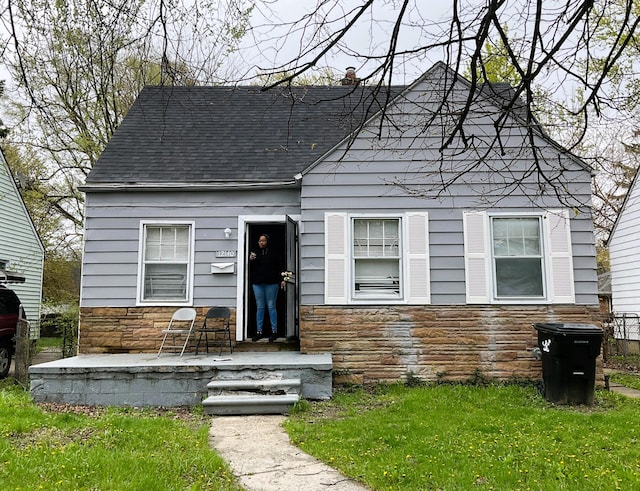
[
  {"left": 81, "top": 189, "right": 300, "bottom": 307},
  {"left": 299, "top": 70, "right": 598, "bottom": 307},
  {"left": 0, "top": 153, "right": 44, "bottom": 329}
]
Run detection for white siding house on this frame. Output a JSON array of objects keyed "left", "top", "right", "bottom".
[
  {"left": 0, "top": 148, "right": 44, "bottom": 332},
  {"left": 608, "top": 167, "right": 640, "bottom": 339}
]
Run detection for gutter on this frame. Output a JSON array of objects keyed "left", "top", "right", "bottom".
[{"left": 79, "top": 180, "right": 299, "bottom": 192}]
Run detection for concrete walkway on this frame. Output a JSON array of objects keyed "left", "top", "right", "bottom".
[
  {"left": 209, "top": 415, "right": 370, "bottom": 491},
  {"left": 605, "top": 369, "right": 640, "bottom": 398}
]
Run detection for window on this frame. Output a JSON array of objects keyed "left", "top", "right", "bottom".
[
  {"left": 325, "top": 212, "right": 430, "bottom": 304},
  {"left": 353, "top": 218, "right": 401, "bottom": 298},
  {"left": 138, "top": 223, "right": 194, "bottom": 304},
  {"left": 491, "top": 217, "right": 544, "bottom": 298},
  {"left": 463, "top": 210, "right": 574, "bottom": 304}
]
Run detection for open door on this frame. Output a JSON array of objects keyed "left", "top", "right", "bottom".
[
  {"left": 285, "top": 216, "right": 299, "bottom": 340},
  {"left": 241, "top": 217, "right": 298, "bottom": 342}
]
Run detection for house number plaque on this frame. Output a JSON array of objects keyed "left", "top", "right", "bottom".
[{"left": 215, "top": 250, "right": 237, "bottom": 258}]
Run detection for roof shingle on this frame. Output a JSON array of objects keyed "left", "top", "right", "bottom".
[{"left": 86, "top": 85, "right": 404, "bottom": 185}]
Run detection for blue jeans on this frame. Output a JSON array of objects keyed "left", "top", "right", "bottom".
[{"left": 252, "top": 283, "right": 279, "bottom": 333}]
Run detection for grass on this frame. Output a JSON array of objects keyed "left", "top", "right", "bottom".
[
  {"left": 608, "top": 353, "right": 640, "bottom": 368},
  {"left": 609, "top": 371, "right": 640, "bottom": 391},
  {"left": 35, "top": 337, "right": 63, "bottom": 351},
  {"left": 285, "top": 382, "right": 640, "bottom": 491},
  {"left": 0, "top": 379, "right": 242, "bottom": 490},
  {"left": 4, "top": 373, "right": 640, "bottom": 491}
]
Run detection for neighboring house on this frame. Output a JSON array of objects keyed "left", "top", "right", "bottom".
[
  {"left": 607, "top": 166, "right": 640, "bottom": 341},
  {"left": 597, "top": 271, "right": 612, "bottom": 317},
  {"left": 0, "top": 147, "right": 44, "bottom": 333},
  {"left": 79, "top": 62, "right": 600, "bottom": 383}
]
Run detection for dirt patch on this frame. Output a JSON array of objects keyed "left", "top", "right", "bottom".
[
  {"left": 36, "top": 402, "right": 208, "bottom": 425},
  {"left": 9, "top": 426, "right": 97, "bottom": 449}
]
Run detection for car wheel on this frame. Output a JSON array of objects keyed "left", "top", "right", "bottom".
[{"left": 0, "top": 345, "right": 11, "bottom": 378}]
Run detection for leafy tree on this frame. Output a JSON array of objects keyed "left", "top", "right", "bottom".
[
  {"left": 42, "top": 252, "right": 81, "bottom": 305},
  {"left": 1, "top": 143, "right": 65, "bottom": 253},
  {"left": 464, "top": 25, "right": 521, "bottom": 86},
  {"left": 1, "top": 0, "right": 253, "bottom": 250}
]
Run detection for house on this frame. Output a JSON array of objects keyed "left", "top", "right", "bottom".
[
  {"left": 598, "top": 271, "right": 612, "bottom": 317},
  {"left": 78, "top": 62, "right": 600, "bottom": 384},
  {"left": 0, "top": 147, "right": 44, "bottom": 333},
  {"left": 607, "top": 166, "right": 640, "bottom": 343}
]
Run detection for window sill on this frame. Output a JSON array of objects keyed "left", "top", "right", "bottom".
[
  {"left": 491, "top": 298, "right": 550, "bottom": 305},
  {"left": 136, "top": 300, "right": 192, "bottom": 307},
  {"left": 348, "top": 297, "right": 406, "bottom": 305}
]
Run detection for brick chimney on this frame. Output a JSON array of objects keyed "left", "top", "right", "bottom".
[{"left": 341, "top": 66, "right": 360, "bottom": 86}]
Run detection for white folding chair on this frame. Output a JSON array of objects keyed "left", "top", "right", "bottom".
[{"left": 157, "top": 307, "right": 198, "bottom": 357}]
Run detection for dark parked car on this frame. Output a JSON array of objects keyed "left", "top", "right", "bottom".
[{"left": 0, "top": 285, "right": 23, "bottom": 378}]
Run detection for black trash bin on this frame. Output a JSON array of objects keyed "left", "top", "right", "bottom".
[{"left": 533, "top": 323, "right": 604, "bottom": 405}]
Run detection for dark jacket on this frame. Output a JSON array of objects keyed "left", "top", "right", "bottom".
[{"left": 250, "top": 248, "right": 283, "bottom": 284}]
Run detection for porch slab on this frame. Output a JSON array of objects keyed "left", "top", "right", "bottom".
[{"left": 29, "top": 352, "right": 332, "bottom": 407}]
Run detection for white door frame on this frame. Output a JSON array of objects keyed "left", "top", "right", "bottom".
[{"left": 236, "top": 215, "right": 297, "bottom": 341}]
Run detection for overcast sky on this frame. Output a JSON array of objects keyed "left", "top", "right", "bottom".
[{"left": 235, "top": 0, "right": 456, "bottom": 84}]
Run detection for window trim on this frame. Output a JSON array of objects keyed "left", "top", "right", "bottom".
[
  {"left": 352, "top": 217, "right": 403, "bottom": 300},
  {"left": 324, "top": 212, "right": 430, "bottom": 305},
  {"left": 463, "top": 209, "right": 575, "bottom": 305},
  {"left": 490, "top": 214, "right": 546, "bottom": 301},
  {"left": 136, "top": 220, "right": 195, "bottom": 306}
]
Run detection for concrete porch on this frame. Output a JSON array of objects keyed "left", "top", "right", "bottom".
[{"left": 29, "top": 352, "right": 333, "bottom": 411}]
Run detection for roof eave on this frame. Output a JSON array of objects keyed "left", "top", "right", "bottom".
[{"left": 79, "top": 180, "right": 300, "bottom": 192}]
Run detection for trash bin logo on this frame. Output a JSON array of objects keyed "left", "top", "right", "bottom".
[{"left": 542, "top": 339, "right": 551, "bottom": 353}]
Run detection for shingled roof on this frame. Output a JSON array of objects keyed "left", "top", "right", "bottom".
[{"left": 85, "top": 84, "right": 406, "bottom": 188}]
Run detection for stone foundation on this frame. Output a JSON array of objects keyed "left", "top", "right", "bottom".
[
  {"left": 299, "top": 304, "right": 604, "bottom": 385},
  {"left": 79, "top": 306, "right": 236, "bottom": 354},
  {"left": 80, "top": 304, "right": 604, "bottom": 386}
]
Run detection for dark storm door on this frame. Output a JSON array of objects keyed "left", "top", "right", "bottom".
[{"left": 285, "top": 216, "right": 299, "bottom": 339}]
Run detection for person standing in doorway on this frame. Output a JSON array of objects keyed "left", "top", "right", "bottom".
[{"left": 249, "top": 234, "right": 285, "bottom": 342}]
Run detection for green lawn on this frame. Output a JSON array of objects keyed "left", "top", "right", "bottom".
[
  {"left": 0, "top": 380, "right": 242, "bottom": 490},
  {"left": 3, "top": 375, "right": 640, "bottom": 490},
  {"left": 285, "top": 382, "right": 640, "bottom": 490},
  {"left": 35, "top": 337, "right": 63, "bottom": 351},
  {"left": 609, "top": 370, "right": 640, "bottom": 391}
]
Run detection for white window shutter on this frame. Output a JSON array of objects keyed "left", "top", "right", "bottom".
[
  {"left": 406, "top": 212, "right": 430, "bottom": 304},
  {"left": 545, "top": 209, "right": 575, "bottom": 304},
  {"left": 463, "top": 211, "right": 491, "bottom": 304},
  {"left": 324, "top": 212, "right": 348, "bottom": 304}
]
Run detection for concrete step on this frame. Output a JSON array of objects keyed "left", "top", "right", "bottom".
[
  {"left": 203, "top": 377, "right": 302, "bottom": 415},
  {"left": 203, "top": 393, "right": 300, "bottom": 415},
  {"left": 207, "top": 378, "right": 301, "bottom": 395}
]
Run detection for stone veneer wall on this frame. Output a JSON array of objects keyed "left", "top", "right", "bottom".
[
  {"left": 299, "top": 305, "right": 604, "bottom": 384},
  {"left": 79, "top": 307, "right": 236, "bottom": 353},
  {"left": 80, "top": 304, "right": 604, "bottom": 385}
]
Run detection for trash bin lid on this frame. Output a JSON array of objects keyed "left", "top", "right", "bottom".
[{"left": 533, "top": 323, "right": 603, "bottom": 336}]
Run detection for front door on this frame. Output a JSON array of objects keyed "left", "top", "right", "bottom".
[{"left": 239, "top": 217, "right": 298, "bottom": 341}]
